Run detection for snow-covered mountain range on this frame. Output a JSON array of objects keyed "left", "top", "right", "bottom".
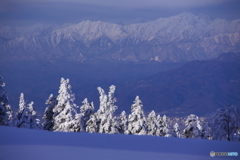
[{"left": 1, "top": 13, "right": 240, "bottom": 62}]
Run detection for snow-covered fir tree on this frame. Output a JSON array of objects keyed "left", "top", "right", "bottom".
[
  {"left": 71, "top": 113, "right": 82, "bottom": 132},
  {"left": 106, "top": 85, "right": 118, "bottom": 115},
  {"left": 79, "top": 98, "right": 94, "bottom": 132},
  {"left": 96, "top": 85, "right": 119, "bottom": 134},
  {"left": 183, "top": 114, "right": 202, "bottom": 138},
  {"left": 55, "top": 101, "right": 78, "bottom": 132},
  {"left": 15, "top": 93, "right": 27, "bottom": 127},
  {"left": 147, "top": 110, "right": 159, "bottom": 136},
  {"left": 43, "top": 94, "right": 57, "bottom": 131},
  {"left": 0, "top": 76, "right": 8, "bottom": 107},
  {"left": 72, "top": 98, "right": 94, "bottom": 132},
  {"left": 173, "top": 123, "right": 181, "bottom": 138},
  {"left": 101, "top": 115, "right": 119, "bottom": 134},
  {"left": 209, "top": 105, "right": 240, "bottom": 141},
  {"left": 0, "top": 76, "right": 13, "bottom": 126},
  {"left": 106, "top": 85, "right": 119, "bottom": 134},
  {"left": 93, "top": 87, "right": 107, "bottom": 133},
  {"left": 118, "top": 111, "right": 128, "bottom": 134},
  {"left": 126, "top": 96, "right": 147, "bottom": 135},
  {"left": 27, "top": 101, "right": 42, "bottom": 129},
  {"left": 0, "top": 104, "right": 13, "bottom": 126},
  {"left": 53, "top": 78, "right": 77, "bottom": 132},
  {"left": 16, "top": 93, "right": 41, "bottom": 129},
  {"left": 156, "top": 114, "right": 169, "bottom": 137},
  {"left": 86, "top": 114, "right": 99, "bottom": 133}
]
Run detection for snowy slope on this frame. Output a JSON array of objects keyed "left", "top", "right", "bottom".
[{"left": 1, "top": 126, "right": 239, "bottom": 160}]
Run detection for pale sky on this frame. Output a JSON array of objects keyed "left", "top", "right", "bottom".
[{"left": 1, "top": 0, "right": 240, "bottom": 26}]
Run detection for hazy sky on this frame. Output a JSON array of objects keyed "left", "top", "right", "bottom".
[{"left": 1, "top": 0, "right": 240, "bottom": 26}]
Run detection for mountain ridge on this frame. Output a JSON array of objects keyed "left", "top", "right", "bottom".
[{"left": 1, "top": 13, "right": 240, "bottom": 62}]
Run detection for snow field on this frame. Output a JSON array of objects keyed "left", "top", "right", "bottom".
[{"left": 1, "top": 126, "right": 240, "bottom": 160}]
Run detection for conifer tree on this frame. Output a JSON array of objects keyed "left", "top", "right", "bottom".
[
  {"left": 71, "top": 98, "right": 94, "bottom": 132},
  {"left": 54, "top": 101, "right": 77, "bottom": 132},
  {"left": 71, "top": 113, "right": 82, "bottom": 132},
  {"left": 27, "top": 101, "right": 42, "bottom": 129},
  {"left": 147, "top": 110, "right": 159, "bottom": 136},
  {"left": 155, "top": 114, "right": 169, "bottom": 137},
  {"left": 96, "top": 85, "right": 119, "bottom": 134},
  {"left": 0, "top": 76, "right": 13, "bottom": 126},
  {"left": 43, "top": 94, "right": 57, "bottom": 131},
  {"left": 173, "top": 123, "right": 181, "bottom": 138},
  {"left": 86, "top": 114, "right": 99, "bottom": 133},
  {"left": 126, "top": 96, "right": 147, "bottom": 135},
  {"left": 53, "top": 78, "right": 77, "bottom": 132},
  {"left": 161, "top": 115, "right": 170, "bottom": 137},
  {"left": 0, "top": 76, "right": 8, "bottom": 107},
  {"left": 16, "top": 93, "right": 27, "bottom": 128},
  {"left": 1, "top": 104, "right": 14, "bottom": 126},
  {"left": 79, "top": 98, "right": 94, "bottom": 132},
  {"left": 106, "top": 85, "right": 118, "bottom": 115},
  {"left": 118, "top": 111, "right": 128, "bottom": 134},
  {"left": 95, "top": 87, "right": 107, "bottom": 133},
  {"left": 183, "top": 114, "right": 202, "bottom": 138},
  {"left": 16, "top": 93, "right": 41, "bottom": 129}
]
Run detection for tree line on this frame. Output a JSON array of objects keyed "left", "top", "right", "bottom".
[{"left": 0, "top": 76, "right": 239, "bottom": 141}]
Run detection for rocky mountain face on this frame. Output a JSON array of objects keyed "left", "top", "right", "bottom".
[{"left": 1, "top": 13, "right": 240, "bottom": 62}]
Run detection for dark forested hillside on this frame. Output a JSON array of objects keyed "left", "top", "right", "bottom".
[
  {"left": 118, "top": 53, "right": 240, "bottom": 116},
  {"left": 0, "top": 61, "right": 183, "bottom": 115},
  {"left": 1, "top": 53, "right": 239, "bottom": 117}
]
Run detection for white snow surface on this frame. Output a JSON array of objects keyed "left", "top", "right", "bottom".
[{"left": 1, "top": 126, "right": 240, "bottom": 160}]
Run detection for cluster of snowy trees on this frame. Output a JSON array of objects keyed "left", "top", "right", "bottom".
[{"left": 0, "top": 76, "right": 240, "bottom": 141}]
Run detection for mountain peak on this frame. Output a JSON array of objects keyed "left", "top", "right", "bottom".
[
  {"left": 1, "top": 13, "right": 240, "bottom": 63},
  {"left": 176, "top": 12, "right": 196, "bottom": 18}
]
